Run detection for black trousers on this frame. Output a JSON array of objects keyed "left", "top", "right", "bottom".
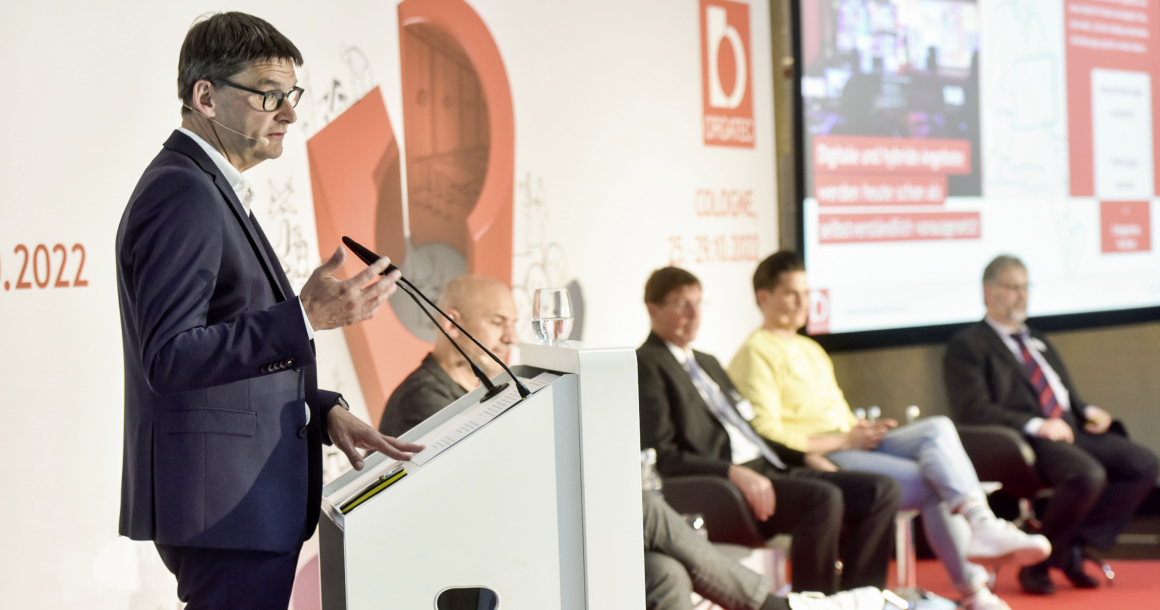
[
  {"left": 746, "top": 460, "right": 901, "bottom": 594},
  {"left": 155, "top": 543, "right": 302, "bottom": 610},
  {"left": 1027, "top": 428, "right": 1159, "bottom": 566}
]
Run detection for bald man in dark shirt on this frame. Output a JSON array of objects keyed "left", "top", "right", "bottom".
[{"left": 379, "top": 275, "right": 517, "bottom": 437}]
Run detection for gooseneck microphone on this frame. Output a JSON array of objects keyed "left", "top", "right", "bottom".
[
  {"left": 342, "top": 236, "right": 532, "bottom": 401},
  {"left": 182, "top": 104, "right": 270, "bottom": 146}
]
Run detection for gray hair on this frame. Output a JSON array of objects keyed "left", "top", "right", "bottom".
[{"left": 982, "top": 255, "right": 1026, "bottom": 285}]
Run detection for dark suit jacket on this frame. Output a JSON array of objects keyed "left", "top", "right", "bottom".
[
  {"left": 637, "top": 332, "right": 805, "bottom": 479},
  {"left": 944, "top": 320, "right": 1085, "bottom": 432},
  {"left": 116, "top": 130, "right": 339, "bottom": 552}
]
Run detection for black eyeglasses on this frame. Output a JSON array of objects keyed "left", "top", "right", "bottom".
[{"left": 221, "top": 80, "right": 304, "bottom": 111}]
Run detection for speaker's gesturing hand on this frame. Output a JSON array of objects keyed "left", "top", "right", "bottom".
[
  {"left": 301, "top": 247, "right": 401, "bottom": 331},
  {"left": 326, "top": 407, "right": 425, "bottom": 471}
]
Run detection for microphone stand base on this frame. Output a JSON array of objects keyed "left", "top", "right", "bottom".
[{"left": 480, "top": 383, "right": 510, "bottom": 403}]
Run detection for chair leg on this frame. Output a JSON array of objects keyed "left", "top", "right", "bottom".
[{"left": 894, "top": 512, "right": 918, "bottom": 590}]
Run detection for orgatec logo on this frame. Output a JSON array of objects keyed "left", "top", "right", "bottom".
[{"left": 700, "top": 0, "right": 754, "bottom": 148}]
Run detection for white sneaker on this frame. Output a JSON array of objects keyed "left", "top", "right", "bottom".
[
  {"left": 786, "top": 587, "right": 906, "bottom": 610},
  {"left": 960, "top": 587, "right": 1011, "bottom": 610},
  {"left": 966, "top": 518, "right": 1051, "bottom": 566}
]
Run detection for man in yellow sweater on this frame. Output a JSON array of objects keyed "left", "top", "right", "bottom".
[{"left": 727, "top": 252, "right": 1050, "bottom": 610}]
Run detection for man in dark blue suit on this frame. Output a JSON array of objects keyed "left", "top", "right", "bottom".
[{"left": 116, "top": 13, "right": 422, "bottom": 609}]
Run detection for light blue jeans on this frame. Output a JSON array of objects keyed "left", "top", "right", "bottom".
[{"left": 827, "top": 416, "right": 989, "bottom": 594}]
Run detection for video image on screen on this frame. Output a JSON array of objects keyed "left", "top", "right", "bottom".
[
  {"left": 802, "top": 0, "right": 980, "bottom": 196},
  {"left": 797, "top": 0, "right": 1160, "bottom": 341}
]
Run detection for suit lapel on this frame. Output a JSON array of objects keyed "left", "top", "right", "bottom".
[
  {"left": 249, "top": 212, "right": 295, "bottom": 298},
  {"left": 977, "top": 321, "right": 1036, "bottom": 393},
  {"left": 163, "top": 131, "right": 289, "bottom": 302},
  {"left": 646, "top": 333, "right": 726, "bottom": 433}
]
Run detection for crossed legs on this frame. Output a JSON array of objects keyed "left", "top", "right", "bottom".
[{"left": 828, "top": 416, "right": 1000, "bottom": 595}]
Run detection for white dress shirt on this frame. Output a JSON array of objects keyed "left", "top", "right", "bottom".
[
  {"left": 984, "top": 316, "right": 1096, "bottom": 435},
  {"left": 666, "top": 342, "right": 763, "bottom": 464},
  {"left": 179, "top": 128, "right": 315, "bottom": 423}
]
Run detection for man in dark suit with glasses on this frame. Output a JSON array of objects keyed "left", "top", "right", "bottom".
[
  {"left": 636, "top": 267, "right": 901, "bottom": 596},
  {"left": 116, "top": 13, "right": 420, "bottom": 609},
  {"left": 945, "top": 254, "right": 1158, "bottom": 595}
]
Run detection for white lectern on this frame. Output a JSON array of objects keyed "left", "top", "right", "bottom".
[{"left": 318, "top": 342, "right": 645, "bottom": 609}]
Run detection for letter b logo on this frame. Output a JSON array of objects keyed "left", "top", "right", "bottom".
[
  {"left": 700, "top": 0, "right": 754, "bottom": 148},
  {"left": 706, "top": 5, "right": 747, "bottom": 109}
]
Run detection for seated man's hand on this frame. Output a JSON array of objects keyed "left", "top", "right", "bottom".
[
  {"left": 326, "top": 407, "right": 425, "bottom": 470},
  {"left": 1084, "top": 406, "right": 1112, "bottom": 435},
  {"left": 804, "top": 453, "right": 839, "bottom": 472},
  {"left": 728, "top": 464, "right": 776, "bottom": 521},
  {"left": 845, "top": 420, "right": 887, "bottom": 450},
  {"left": 301, "top": 247, "right": 402, "bottom": 331},
  {"left": 1036, "top": 418, "right": 1074, "bottom": 443}
]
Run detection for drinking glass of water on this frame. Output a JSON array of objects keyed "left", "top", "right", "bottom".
[{"left": 532, "top": 288, "right": 574, "bottom": 344}]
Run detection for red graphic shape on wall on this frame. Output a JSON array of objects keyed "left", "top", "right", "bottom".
[
  {"left": 399, "top": 0, "right": 514, "bottom": 282},
  {"left": 309, "top": 0, "right": 514, "bottom": 423}
]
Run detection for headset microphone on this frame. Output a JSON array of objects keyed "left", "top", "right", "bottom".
[
  {"left": 217, "top": 121, "right": 270, "bottom": 147},
  {"left": 182, "top": 104, "right": 270, "bottom": 146}
]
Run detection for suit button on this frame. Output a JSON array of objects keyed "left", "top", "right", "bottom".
[{"left": 298, "top": 426, "right": 308, "bottom": 438}]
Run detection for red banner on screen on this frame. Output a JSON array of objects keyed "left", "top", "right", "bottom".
[
  {"left": 815, "top": 175, "right": 947, "bottom": 206},
  {"left": 814, "top": 136, "right": 972, "bottom": 175},
  {"left": 1064, "top": 0, "right": 1160, "bottom": 197},
  {"left": 1100, "top": 201, "right": 1152, "bottom": 252},
  {"left": 818, "top": 211, "right": 981, "bottom": 244}
]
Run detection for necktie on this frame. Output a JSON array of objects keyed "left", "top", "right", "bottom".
[
  {"left": 684, "top": 356, "right": 786, "bottom": 469},
  {"left": 1011, "top": 332, "right": 1062, "bottom": 419}
]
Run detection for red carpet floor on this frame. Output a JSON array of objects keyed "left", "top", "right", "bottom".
[{"left": 903, "top": 558, "right": 1160, "bottom": 609}]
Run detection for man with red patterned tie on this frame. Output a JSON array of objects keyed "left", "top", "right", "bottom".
[{"left": 944, "top": 255, "right": 1158, "bottom": 595}]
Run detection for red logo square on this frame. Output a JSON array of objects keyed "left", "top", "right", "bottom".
[{"left": 700, "top": 0, "right": 754, "bottom": 148}]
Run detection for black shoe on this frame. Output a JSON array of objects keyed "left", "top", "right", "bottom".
[
  {"left": 1019, "top": 563, "right": 1056, "bottom": 595},
  {"left": 1063, "top": 547, "right": 1100, "bottom": 589}
]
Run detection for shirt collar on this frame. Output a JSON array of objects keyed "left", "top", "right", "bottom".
[
  {"left": 178, "top": 127, "right": 254, "bottom": 214},
  {"left": 984, "top": 315, "right": 1028, "bottom": 340},
  {"left": 664, "top": 340, "right": 694, "bottom": 366}
]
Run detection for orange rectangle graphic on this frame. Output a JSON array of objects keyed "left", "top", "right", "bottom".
[
  {"left": 1100, "top": 201, "right": 1152, "bottom": 253},
  {"left": 815, "top": 175, "right": 947, "bottom": 206},
  {"left": 813, "top": 136, "right": 972, "bottom": 175},
  {"left": 818, "top": 211, "right": 981, "bottom": 244}
]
